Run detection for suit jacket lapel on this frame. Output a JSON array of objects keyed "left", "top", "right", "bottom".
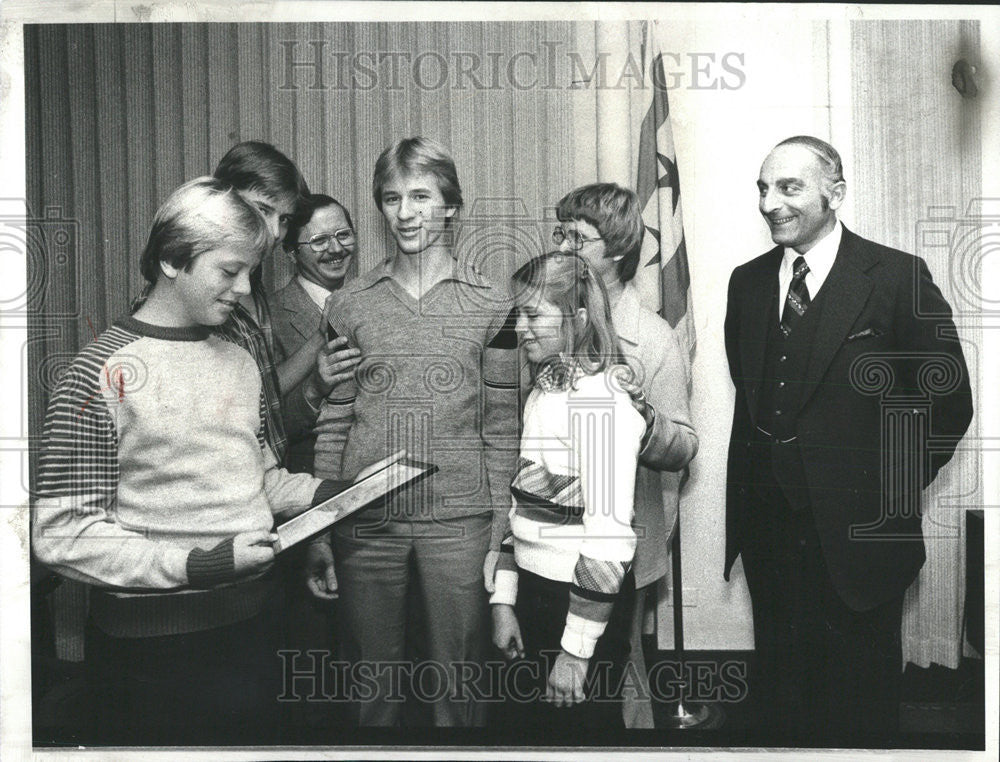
[
  {"left": 799, "top": 227, "right": 876, "bottom": 409},
  {"left": 283, "top": 277, "right": 323, "bottom": 340},
  {"left": 741, "top": 247, "right": 782, "bottom": 427}
]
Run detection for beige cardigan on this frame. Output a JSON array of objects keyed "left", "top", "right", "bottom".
[{"left": 612, "top": 283, "right": 699, "bottom": 588}]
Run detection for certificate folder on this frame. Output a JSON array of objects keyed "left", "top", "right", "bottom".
[{"left": 274, "top": 451, "right": 437, "bottom": 553}]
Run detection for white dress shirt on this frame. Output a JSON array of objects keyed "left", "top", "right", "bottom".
[
  {"left": 778, "top": 220, "right": 842, "bottom": 320},
  {"left": 296, "top": 274, "right": 332, "bottom": 313}
]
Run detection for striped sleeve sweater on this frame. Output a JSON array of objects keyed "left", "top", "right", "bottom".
[
  {"left": 31, "top": 316, "right": 344, "bottom": 636},
  {"left": 490, "top": 365, "right": 645, "bottom": 659}
]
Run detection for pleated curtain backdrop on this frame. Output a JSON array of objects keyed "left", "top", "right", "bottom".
[
  {"left": 24, "top": 20, "right": 598, "bottom": 473},
  {"left": 24, "top": 21, "right": 979, "bottom": 671},
  {"left": 25, "top": 21, "right": 591, "bottom": 659}
]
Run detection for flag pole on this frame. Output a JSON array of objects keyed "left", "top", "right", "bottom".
[
  {"left": 661, "top": 477, "right": 724, "bottom": 730},
  {"left": 631, "top": 18, "right": 721, "bottom": 728}
]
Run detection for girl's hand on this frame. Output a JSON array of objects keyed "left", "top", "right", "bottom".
[
  {"left": 613, "top": 366, "right": 654, "bottom": 429},
  {"left": 546, "top": 651, "right": 589, "bottom": 707},
  {"left": 491, "top": 604, "right": 524, "bottom": 661}
]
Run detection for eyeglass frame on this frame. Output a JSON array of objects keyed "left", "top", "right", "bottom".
[
  {"left": 295, "top": 228, "right": 357, "bottom": 252},
  {"left": 552, "top": 225, "right": 603, "bottom": 250}
]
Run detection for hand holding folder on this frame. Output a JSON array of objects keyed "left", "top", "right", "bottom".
[{"left": 273, "top": 450, "right": 437, "bottom": 554}]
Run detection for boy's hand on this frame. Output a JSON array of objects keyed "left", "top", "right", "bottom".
[
  {"left": 546, "top": 651, "right": 589, "bottom": 707},
  {"left": 491, "top": 604, "right": 524, "bottom": 661},
  {"left": 304, "top": 537, "right": 338, "bottom": 600},
  {"left": 232, "top": 530, "right": 276, "bottom": 576}
]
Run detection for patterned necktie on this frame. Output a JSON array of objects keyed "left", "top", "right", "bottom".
[{"left": 780, "top": 256, "right": 811, "bottom": 337}]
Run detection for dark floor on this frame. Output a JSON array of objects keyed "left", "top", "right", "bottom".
[
  {"left": 640, "top": 648, "right": 985, "bottom": 750},
  {"left": 34, "top": 646, "right": 985, "bottom": 749}
]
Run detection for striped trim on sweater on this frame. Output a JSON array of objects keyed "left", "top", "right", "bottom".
[
  {"left": 36, "top": 323, "right": 143, "bottom": 499},
  {"left": 32, "top": 317, "right": 325, "bottom": 637}
]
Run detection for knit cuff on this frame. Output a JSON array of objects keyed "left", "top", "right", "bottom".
[
  {"left": 312, "top": 478, "right": 350, "bottom": 507},
  {"left": 561, "top": 611, "right": 607, "bottom": 659},
  {"left": 186, "top": 537, "right": 236, "bottom": 588},
  {"left": 496, "top": 543, "right": 517, "bottom": 573},
  {"left": 490, "top": 570, "right": 519, "bottom": 606}
]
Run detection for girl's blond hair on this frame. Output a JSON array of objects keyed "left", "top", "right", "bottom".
[{"left": 511, "top": 251, "right": 626, "bottom": 386}]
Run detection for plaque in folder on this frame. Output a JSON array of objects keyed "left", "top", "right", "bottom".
[{"left": 274, "top": 451, "right": 437, "bottom": 553}]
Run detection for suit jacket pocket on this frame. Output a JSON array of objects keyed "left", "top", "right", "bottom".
[{"left": 845, "top": 326, "right": 884, "bottom": 343}]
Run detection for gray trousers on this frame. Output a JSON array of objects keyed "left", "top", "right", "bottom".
[{"left": 331, "top": 511, "right": 492, "bottom": 727}]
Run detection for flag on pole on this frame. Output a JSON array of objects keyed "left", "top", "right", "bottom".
[
  {"left": 630, "top": 17, "right": 695, "bottom": 654},
  {"left": 602, "top": 20, "right": 699, "bottom": 728},
  {"left": 633, "top": 20, "right": 696, "bottom": 368}
]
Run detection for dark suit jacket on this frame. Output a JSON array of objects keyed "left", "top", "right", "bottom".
[
  {"left": 269, "top": 276, "right": 325, "bottom": 473},
  {"left": 724, "top": 226, "right": 973, "bottom": 611}
]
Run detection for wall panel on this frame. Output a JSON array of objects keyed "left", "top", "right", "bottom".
[{"left": 852, "top": 19, "right": 982, "bottom": 669}]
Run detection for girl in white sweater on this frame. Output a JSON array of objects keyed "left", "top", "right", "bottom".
[{"left": 490, "top": 251, "right": 646, "bottom": 735}]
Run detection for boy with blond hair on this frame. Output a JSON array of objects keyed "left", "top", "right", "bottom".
[{"left": 33, "top": 177, "right": 351, "bottom": 744}]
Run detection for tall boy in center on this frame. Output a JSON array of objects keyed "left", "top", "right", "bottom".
[{"left": 307, "top": 137, "right": 519, "bottom": 726}]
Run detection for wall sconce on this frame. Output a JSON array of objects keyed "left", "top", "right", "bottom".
[{"left": 951, "top": 59, "right": 979, "bottom": 99}]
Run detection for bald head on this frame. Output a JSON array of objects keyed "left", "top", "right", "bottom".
[
  {"left": 775, "top": 135, "right": 844, "bottom": 187},
  {"left": 757, "top": 138, "right": 847, "bottom": 254}
]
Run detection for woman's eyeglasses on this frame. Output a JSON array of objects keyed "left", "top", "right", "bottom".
[
  {"left": 297, "top": 228, "right": 356, "bottom": 251},
  {"left": 552, "top": 226, "right": 602, "bottom": 250}
]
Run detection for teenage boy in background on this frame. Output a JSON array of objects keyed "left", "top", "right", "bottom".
[{"left": 212, "top": 141, "right": 353, "bottom": 465}]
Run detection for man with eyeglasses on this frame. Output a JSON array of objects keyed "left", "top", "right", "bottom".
[{"left": 271, "top": 193, "right": 362, "bottom": 475}]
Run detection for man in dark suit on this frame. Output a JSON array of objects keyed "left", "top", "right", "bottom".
[{"left": 724, "top": 136, "right": 973, "bottom": 742}]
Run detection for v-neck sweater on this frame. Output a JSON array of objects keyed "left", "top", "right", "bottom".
[{"left": 318, "top": 260, "right": 519, "bottom": 528}]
